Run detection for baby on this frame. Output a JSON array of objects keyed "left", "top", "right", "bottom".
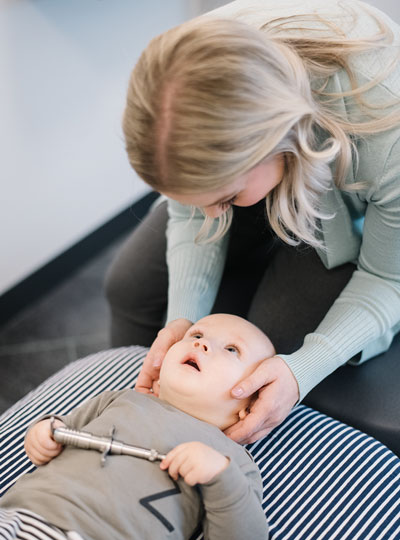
[{"left": 0, "top": 314, "right": 273, "bottom": 540}]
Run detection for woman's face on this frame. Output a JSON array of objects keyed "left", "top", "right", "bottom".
[{"left": 163, "top": 154, "right": 285, "bottom": 218}]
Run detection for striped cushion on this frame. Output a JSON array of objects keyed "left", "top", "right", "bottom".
[
  {"left": 0, "top": 508, "right": 74, "bottom": 540},
  {"left": 1, "top": 346, "right": 400, "bottom": 540}
]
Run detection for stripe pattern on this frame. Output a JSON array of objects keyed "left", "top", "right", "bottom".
[
  {"left": 0, "top": 508, "right": 79, "bottom": 540},
  {"left": 1, "top": 346, "right": 400, "bottom": 540}
]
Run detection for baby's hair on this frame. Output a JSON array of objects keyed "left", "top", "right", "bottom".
[{"left": 123, "top": 4, "right": 400, "bottom": 247}]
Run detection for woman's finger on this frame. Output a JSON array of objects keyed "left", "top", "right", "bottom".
[
  {"left": 246, "top": 429, "right": 271, "bottom": 445},
  {"left": 148, "top": 318, "right": 193, "bottom": 368},
  {"left": 137, "top": 319, "right": 192, "bottom": 395},
  {"left": 135, "top": 368, "right": 158, "bottom": 394},
  {"left": 152, "top": 379, "right": 160, "bottom": 395},
  {"left": 226, "top": 374, "right": 291, "bottom": 443},
  {"left": 146, "top": 333, "right": 170, "bottom": 369},
  {"left": 224, "top": 411, "right": 267, "bottom": 443},
  {"left": 231, "top": 359, "right": 274, "bottom": 399}
]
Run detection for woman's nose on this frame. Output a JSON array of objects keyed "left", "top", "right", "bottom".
[{"left": 193, "top": 340, "right": 209, "bottom": 352}]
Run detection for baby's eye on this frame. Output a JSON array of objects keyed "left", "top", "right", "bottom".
[
  {"left": 190, "top": 332, "right": 203, "bottom": 339},
  {"left": 225, "top": 345, "right": 239, "bottom": 354}
]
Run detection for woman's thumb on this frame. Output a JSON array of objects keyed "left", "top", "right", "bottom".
[{"left": 231, "top": 363, "right": 270, "bottom": 399}]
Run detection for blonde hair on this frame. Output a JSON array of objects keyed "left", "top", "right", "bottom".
[{"left": 123, "top": 6, "right": 400, "bottom": 247}]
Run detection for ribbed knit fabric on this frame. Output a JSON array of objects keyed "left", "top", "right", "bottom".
[
  {"left": 280, "top": 270, "right": 400, "bottom": 399},
  {"left": 166, "top": 201, "right": 229, "bottom": 323}
]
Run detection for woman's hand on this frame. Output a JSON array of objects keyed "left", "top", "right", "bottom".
[
  {"left": 24, "top": 418, "right": 65, "bottom": 466},
  {"left": 135, "top": 318, "right": 193, "bottom": 396},
  {"left": 160, "top": 442, "right": 229, "bottom": 486},
  {"left": 224, "top": 356, "right": 299, "bottom": 444}
]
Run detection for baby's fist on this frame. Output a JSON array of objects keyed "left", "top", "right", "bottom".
[
  {"left": 160, "top": 442, "right": 229, "bottom": 486},
  {"left": 24, "top": 419, "right": 65, "bottom": 466}
]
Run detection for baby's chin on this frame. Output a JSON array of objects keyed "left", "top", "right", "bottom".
[{"left": 159, "top": 385, "right": 240, "bottom": 430}]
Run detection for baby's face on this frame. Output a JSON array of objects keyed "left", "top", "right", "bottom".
[{"left": 159, "top": 314, "right": 275, "bottom": 430}]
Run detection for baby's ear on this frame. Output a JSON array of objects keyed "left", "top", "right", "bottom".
[{"left": 238, "top": 406, "right": 251, "bottom": 420}]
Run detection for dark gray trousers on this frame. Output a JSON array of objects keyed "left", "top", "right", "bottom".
[{"left": 105, "top": 200, "right": 356, "bottom": 354}]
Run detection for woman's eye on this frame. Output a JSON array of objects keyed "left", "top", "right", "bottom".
[{"left": 219, "top": 196, "right": 236, "bottom": 209}]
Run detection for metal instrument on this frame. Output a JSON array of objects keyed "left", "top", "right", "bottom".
[{"left": 50, "top": 417, "right": 167, "bottom": 466}]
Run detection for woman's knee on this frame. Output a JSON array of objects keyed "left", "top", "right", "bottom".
[{"left": 248, "top": 244, "right": 356, "bottom": 354}]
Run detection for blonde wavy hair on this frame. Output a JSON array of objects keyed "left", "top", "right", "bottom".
[{"left": 123, "top": 6, "right": 400, "bottom": 247}]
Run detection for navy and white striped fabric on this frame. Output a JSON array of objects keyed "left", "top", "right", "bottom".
[
  {"left": 0, "top": 508, "right": 83, "bottom": 540},
  {"left": 1, "top": 346, "right": 400, "bottom": 540}
]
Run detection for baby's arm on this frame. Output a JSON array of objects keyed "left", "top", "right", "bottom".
[
  {"left": 161, "top": 442, "right": 268, "bottom": 539},
  {"left": 24, "top": 418, "right": 65, "bottom": 466},
  {"left": 160, "top": 441, "right": 229, "bottom": 485},
  {"left": 24, "top": 390, "right": 129, "bottom": 466},
  {"left": 200, "top": 457, "right": 269, "bottom": 540}
]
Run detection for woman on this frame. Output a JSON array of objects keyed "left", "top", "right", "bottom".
[{"left": 106, "top": 0, "right": 400, "bottom": 443}]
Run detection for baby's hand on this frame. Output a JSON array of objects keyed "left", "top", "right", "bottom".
[
  {"left": 160, "top": 442, "right": 229, "bottom": 486},
  {"left": 24, "top": 419, "right": 65, "bottom": 466}
]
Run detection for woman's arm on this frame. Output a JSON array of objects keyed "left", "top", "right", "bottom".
[
  {"left": 166, "top": 199, "right": 229, "bottom": 323},
  {"left": 136, "top": 200, "right": 229, "bottom": 394},
  {"left": 227, "top": 135, "right": 400, "bottom": 443},
  {"left": 281, "top": 135, "right": 400, "bottom": 400}
]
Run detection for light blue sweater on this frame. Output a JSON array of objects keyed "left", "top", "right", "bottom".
[{"left": 165, "top": 0, "right": 400, "bottom": 399}]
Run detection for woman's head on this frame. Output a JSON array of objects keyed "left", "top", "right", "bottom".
[
  {"left": 164, "top": 155, "right": 285, "bottom": 219},
  {"left": 124, "top": 17, "right": 314, "bottom": 193},
  {"left": 123, "top": 11, "right": 399, "bottom": 246},
  {"left": 123, "top": 17, "right": 335, "bottom": 244}
]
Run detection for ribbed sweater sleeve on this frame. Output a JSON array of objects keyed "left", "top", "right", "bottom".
[
  {"left": 281, "top": 137, "right": 400, "bottom": 399},
  {"left": 166, "top": 199, "right": 229, "bottom": 323}
]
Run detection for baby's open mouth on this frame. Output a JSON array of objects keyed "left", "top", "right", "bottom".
[{"left": 183, "top": 358, "right": 201, "bottom": 371}]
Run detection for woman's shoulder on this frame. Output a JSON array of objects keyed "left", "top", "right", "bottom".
[
  {"left": 206, "top": 0, "right": 400, "bottom": 95},
  {"left": 204, "top": 0, "right": 399, "bottom": 36}
]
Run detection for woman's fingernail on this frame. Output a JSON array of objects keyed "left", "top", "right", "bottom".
[
  {"left": 153, "top": 358, "right": 161, "bottom": 368},
  {"left": 232, "top": 387, "right": 243, "bottom": 397}
]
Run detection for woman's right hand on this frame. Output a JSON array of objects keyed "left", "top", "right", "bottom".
[{"left": 135, "top": 318, "right": 193, "bottom": 396}]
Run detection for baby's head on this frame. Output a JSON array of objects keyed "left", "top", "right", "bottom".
[{"left": 158, "top": 314, "right": 275, "bottom": 430}]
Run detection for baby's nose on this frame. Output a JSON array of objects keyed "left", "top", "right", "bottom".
[{"left": 194, "top": 341, "right": 208, "bottom": 352}]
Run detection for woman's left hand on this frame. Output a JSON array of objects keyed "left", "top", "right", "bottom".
[{"left": 224, "top": 356, "right": 299, "bottom": 444}]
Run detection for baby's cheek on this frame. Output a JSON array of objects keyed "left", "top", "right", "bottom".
[{"left": 216, "top": 368, "right": 243, "bottom": 395}]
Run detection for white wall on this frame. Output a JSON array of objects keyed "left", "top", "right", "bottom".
[
  {"left": 0, "top": 0, "right": 194, "bottom": 296},
  {"left": 360, "top": 0, "right": 398, "bottom": 21},
  {"left": 1, "top": 0, "right": 398, "bottom": 297}
]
